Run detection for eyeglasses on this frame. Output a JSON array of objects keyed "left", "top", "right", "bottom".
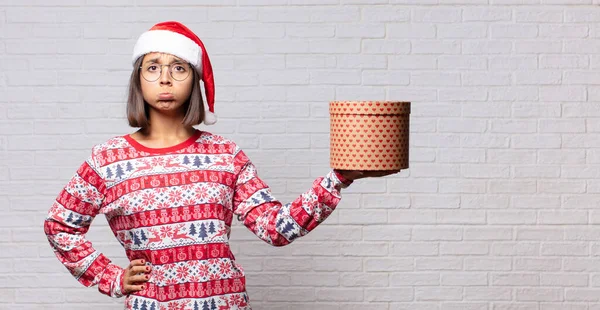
[{"left": 139, "top": 62, "right": 191, "bottom": 82}]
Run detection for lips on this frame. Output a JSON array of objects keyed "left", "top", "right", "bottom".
[{"left": 158, "top": 93, "right": 175, "bottom": 100}]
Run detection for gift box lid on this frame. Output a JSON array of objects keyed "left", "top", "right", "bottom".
[{"left": 330, "top": 101, "right": 411, "bottom": 116}]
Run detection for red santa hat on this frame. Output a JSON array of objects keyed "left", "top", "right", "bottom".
[{"left": 132, "top": 21, "right": 217, "bottom": 125}]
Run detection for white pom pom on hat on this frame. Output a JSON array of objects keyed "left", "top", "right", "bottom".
[{"left": 132, "top": 21, "right": 217, "bottom": 125}]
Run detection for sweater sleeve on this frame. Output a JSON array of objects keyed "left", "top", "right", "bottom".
[
  {"left": 232, "top": 149, "right": 351, "bottom": 246},
  {"left": 43, "top": 152, "right": 125, "bottom": 298}
]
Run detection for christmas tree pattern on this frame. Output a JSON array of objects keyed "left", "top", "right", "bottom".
[
  {"left": 45, "top": 131, "right": 347, "bottom": 309},
  {"left": 115, "top": 164, "right": 125, "bottom": 179},
  {"left": 199, "top": 223, "right": 208, "bottom": 240},
  {"left": 193, "top": 156, "right": 202, "bottom": 168}
]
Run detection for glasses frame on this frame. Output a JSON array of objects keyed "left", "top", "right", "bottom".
[{"left": 139, "top": 62, "right": 192, "bottom": 82}]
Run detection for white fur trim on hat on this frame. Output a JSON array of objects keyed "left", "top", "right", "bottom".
[{"left": 132, "top": 30, "right": 203, "bottom": 72}]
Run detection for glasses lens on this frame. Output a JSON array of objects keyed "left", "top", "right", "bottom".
[
  {"left": 170, "top": 63, "right": 190, "bottom": 81},
  {"left": 141, "top": 63, "right": 191, "bottom": 81},
  {"left": 141, "top": 63, "right": 161, "bottom": 81}
]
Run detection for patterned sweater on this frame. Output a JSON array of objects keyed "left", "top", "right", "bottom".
[{"left": 44, "top": 130, "right": 350, "bottom": 310}]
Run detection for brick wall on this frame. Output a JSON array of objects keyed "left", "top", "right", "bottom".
[{"left": 1, "top": 1, "right": 599, "bottom": 309}]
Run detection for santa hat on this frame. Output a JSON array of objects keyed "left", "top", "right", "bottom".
[{"left": 132, "top": 21, "right": 217, "bottom": 125}]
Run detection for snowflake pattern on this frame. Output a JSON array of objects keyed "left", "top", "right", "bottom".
[{"left": 43, "top": 131, "right": 346, "bottom": 309}]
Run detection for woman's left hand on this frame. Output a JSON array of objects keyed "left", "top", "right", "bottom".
[{"left": 335, "top": 169, "right": 401, "bottom": 181}]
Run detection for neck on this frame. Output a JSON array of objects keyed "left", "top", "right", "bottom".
[{"left": 141, "top": 109, "right": 195, "bottom": 140}]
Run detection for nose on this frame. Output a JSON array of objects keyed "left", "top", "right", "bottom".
[{"left": 159, "top": 65, "right": 172, "bottom": 85}]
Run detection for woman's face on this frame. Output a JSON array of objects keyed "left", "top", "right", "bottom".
[{"left": 139, "top": 52, "right": 194, "bottom": 117}]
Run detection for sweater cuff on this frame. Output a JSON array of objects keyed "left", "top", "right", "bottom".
[
  {"left": 98, "top": 263, "right": 126, "bottom": 298},
  {"left": 332, "top": 170, "right": 353, "bottom": 189}
]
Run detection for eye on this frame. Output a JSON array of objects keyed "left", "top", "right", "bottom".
[
  {"left": 146, "top": 64, "right": 158, "bottom": 72},
  {"left": 173, "top": 64, "right": 187, "bottom": 72}
]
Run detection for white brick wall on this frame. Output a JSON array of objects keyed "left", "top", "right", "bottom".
[{"left": 1, "top": 1, "right": 599, "bottom": 309}]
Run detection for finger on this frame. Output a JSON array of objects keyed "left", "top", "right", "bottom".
[
  {"left": 126, "top": 274, "right": 151, "bottom": 284},
  {"left": 130, "top": 265, "right": 152, "bottom": 275},
  {"left": 123, "top": 284, "right": 146, "bottom": 294},
  {"left": 129, "top": 259, "right": 146, "bottom": 268}
]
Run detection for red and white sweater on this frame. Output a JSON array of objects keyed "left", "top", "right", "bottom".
[{"left": 44, "top": 130, "right": 351, "bottom": 310}]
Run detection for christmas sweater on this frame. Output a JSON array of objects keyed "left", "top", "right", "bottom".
[{"left": 43, "top": 130, "right": 350, "bottom": 310}]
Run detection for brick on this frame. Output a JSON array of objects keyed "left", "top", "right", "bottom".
[
  {"left": 366, "top": 288, "right": 414, "bottom": 302},
  {"left": 416, "top": 258, "right": 462, "bottom": 271},
  {"left": 388, "top": 24, "right": 436, "bottom": 38},
  {"left": 362, "top": 194, "right": 411, "bottom": 209},
  {"left": 310, "top": 7, "right": 360, "bottom": 22},
  {"left": 366, "top": 258, "right": 413, "bottom": 272},
  {"left": 463, "top": 72, "right": 511, "bottom": 86},
  {"left": 491, "top": 273, "right": 540, "bottom": 286},
  {"left": 413, "top": 8, "right": 461, "bottom": 22},
  {"left": 515, "top": 258, "right": 562, "bottom": 271},
  {"left": 463, "top": 40, "right": 512, "bottom": 54},
  {"left": 464, "top": 227, "right": 513, "bottom": 241},
  {"left": 540, "top": 55, "right": 589, "bottom": 69},
  {"left": 336, "top": 24, "right": 385, "bottom": 38},
  {"left": 438, "top": 148, "right": 486, "bottom": 162},
  {"left": 412, "top": 226, "right": 463, "bottom": 241},
  {"left": 290, "top": 272, "right": 338, "bottom": 287},
  {"left": 415, "top": 287, "right": 462, "bottom": 301},
  {"left": 265, "top": 288, "right": 315, "bottom": 302},
  {"left": 441, "top": 272, "right": 488, "bottom": 286},
  {"left": 465, "top": 258, "right": 512, "bottom": 271},
  {"left": 411, "top": 195, "right": 461, "bottom": 209},
  {"left": 565, "top": 9, "right": 600, "bottom": 22},
  {"left": 390, "top": 272, "right": 440, "bottom": 286},
  {"left": 489, "top": 56, "right": 538, "bottom": 70},
  {"left": 465, "top": 287, "right": 512, "bottom": 301},
  {"left": 494, "top": 86, "right": 541, "bottom": 101},
  {"left": 362, "top": 39, "right": 411, "bottom": 54},
  {"left": 340, "top": 242, "right": 388, "bottom": 256},
  {"left": 566, "top": 289, "right": 600, "bottom": 302},
  {"left": 514, "top": 70, "right": 562, "bottom": 85},
  {"left": 512, "top": 135, "right": 562, "bottom": 149},
  {"left": 310, "top": 70, "right": 361, "bottom": 85},
  {"left": 461, "top": 165, "right": 510, "bottom": 178},
  {"left": 492, "top": 242, "right": 540, "bottom": 256},
  {"left": 362, "top": 71, "right": 409, "bottom": 86},
  {"left": 337, "top": 55, "right": 387, "bottom": 69},
  {"left": 538, "top": 181, "right": 586, "bottom": 193},
  {"left": 340, "top": 273, "right": 388, "bottom": 287},
  {"left": 362, "top": 7, "right": 410, "bottom": 22},
  {"left": 515, "top": 8, "right": 563, "bottom": 22},
  {"left": 440, "top": 243, "right": 489, "bottom": 255},
  {"left": 439, "top": 24, "right": 487, "bottom": 38},
  {"left": 516, "top": 227, "right": 564, "bottom": 240},
  {"left": 316, "top": 288, "right": 363, "bottom": 302},
  {"left": 461, "top": 194, "right": 510, "bottom": 209},
  {"left": 516, "top": 288, "right": 563, "bottom": 301},
  {"left": 487, "top": 150, "right": 537, "bottom": 164},
  {"left": 541, "top": 243, "right": 589, "bottom": 256},
  {"left": 539, "top": 211, "right": 588, "bottom": 224},
  {"left": 363, "top": 226, "right": 411, "bottom": 241},
  {"left": 437, "top": 56, "right": 485, "bottom": 69},
  {"left": 463, "top": 8, "right": 512, "bottom": 21},
  {"left": 412, "top": 40, "right": 461, "bottom": 54},
  {"left": 488, "top": 211, "right": 537, "bottom": 225},
  {"left": 387, "top": 56, "right": 439, "bottom": 71},
  {"left": 412, "top": 72, "right": 460, "bottom": 86},
  {"left": 491, "top": 24, "right": 538, "bottom": 38}
]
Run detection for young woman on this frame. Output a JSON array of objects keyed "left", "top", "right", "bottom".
[{"left": 43, "top": 21, "right": 398, "bottom": 310}]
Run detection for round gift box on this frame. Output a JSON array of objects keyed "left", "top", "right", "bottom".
[{"left": 329, "top": 101, "right": 411, "bottom": 171}]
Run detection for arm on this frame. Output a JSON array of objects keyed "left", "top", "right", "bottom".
[
  {"left": 232, "top": 149, "right": 352, "bottom": 246},
  {"left": 43, "top": 154, "right": 125, "bottom": 298}
]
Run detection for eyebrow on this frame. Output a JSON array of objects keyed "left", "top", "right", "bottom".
[{"left": 143, "top": 57, "right": 185, "bottom": 65}]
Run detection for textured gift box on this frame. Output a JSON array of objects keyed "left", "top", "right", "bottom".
[{"left": 329, "top": 101, "right": 411, "bottom": 171}]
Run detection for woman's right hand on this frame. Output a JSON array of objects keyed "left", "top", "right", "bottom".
[{"left": 122, "top": 259, "right": 152, "bottom": 295}]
